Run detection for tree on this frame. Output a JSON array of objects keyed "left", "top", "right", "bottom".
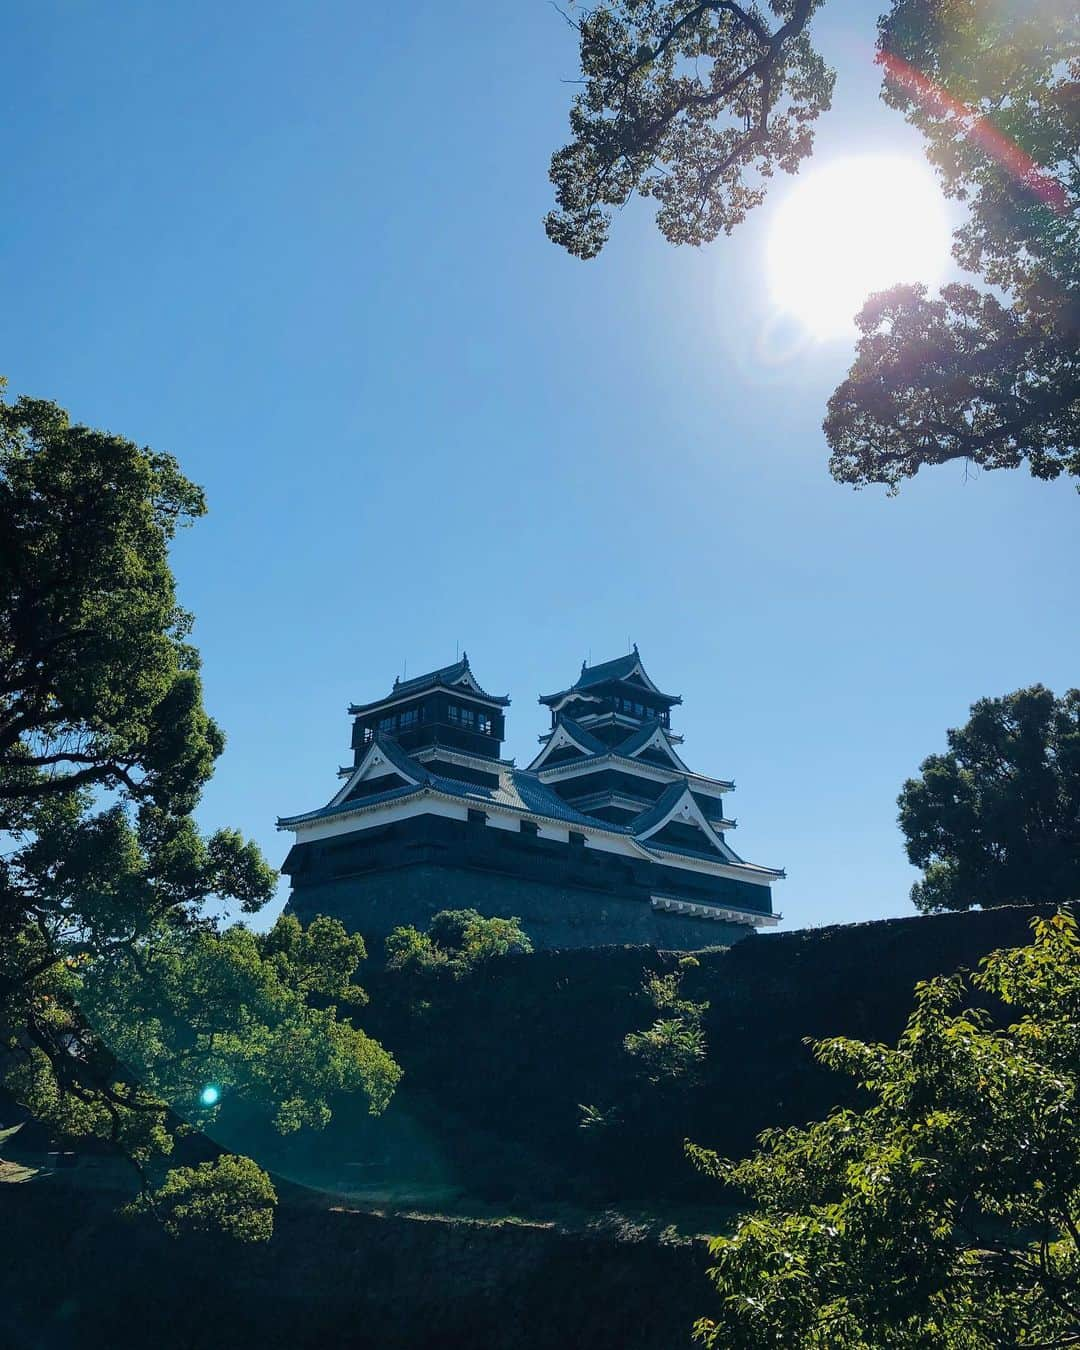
[
  {"left": 899, "top": 685, "right": 1080, "bottom": 913},
  {"left": 0, "top": 383, "right": 400, "bottom": 1238},
  {"left": 624, "top": 960, "right": 709, "bottom": 1085},
  {"left": 385, "top": 908, "right": 533, "bottom": 977},
  {"left": 0, "top": 380, "right": 220, "bottom": 815},
  {"left": 548, "top": 2, "right": 1078, "bottom": 491},
  {"left": 825, "top": 1, "right": 1079, "bottom": 491},
  {"left": 688, "top": 910, "right": 1080, "bottom": 1348},
  {"left": 130, "top": 1154, "right": 279, "bottom": 1244},
  {"left": 546, "top": 1, "right": 834, "bottom": 260}
]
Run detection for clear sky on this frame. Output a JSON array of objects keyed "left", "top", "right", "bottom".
[{"left": 3, "top": 2, "right": 1075, "bottom": 933}]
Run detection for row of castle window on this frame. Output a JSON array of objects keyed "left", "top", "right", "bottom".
[
  {"left": 449, "top": 704, "right": 494, "bottom": 734},
  {"left": 617, "top": 697, "right": 652, "bottom": 719},
  {"left": 365, "top": 704, "right": 494, "bottom": 738}
]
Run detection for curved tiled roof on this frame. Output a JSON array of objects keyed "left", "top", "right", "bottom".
[
  {"left": 610, "top": 719, "right": 695, "bottom": 772},
  {"left": 626, "top": 781, "right": 688, "bottom": 837},
  {"left": 349, "top": 654, "right": 510, "bottom": 714},
  {"left": 640, "top": 838, "right": 785, "bottom": 878},
  {"left": 279, "top": 751, "right": 618, "bottom": 833},
  {"left": 539, "top": 648, "right": 681, "bottom": 707},
  {"left": 537, "top": 714, "right": 609, "bottom": 756},
  {"left": 277, "top": 718, "right": 782, "bottom": 885}
]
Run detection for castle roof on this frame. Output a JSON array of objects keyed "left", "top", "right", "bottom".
[
  {"left": 539, "top": 647, "right": 681, "bottom": 708},
  {"left": 349, "top": 653, "right": 510, "bottom": 715},
  {"left": 278, "top": 741, "right": 784, "bottom": 885},
  {"left": 279, "top": 737, "right": 613, "bottom": 833}
]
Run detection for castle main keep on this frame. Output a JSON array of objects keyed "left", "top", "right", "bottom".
[{"left": 278, "top": 649, "right": 783, "bottom": 949}]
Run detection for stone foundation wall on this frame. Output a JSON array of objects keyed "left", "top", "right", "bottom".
[
  {"left": 0, "top": 1184, "right": 708, "bottom": 1350},
  {"left": 287, "top": 860, "right": 754, "bottom": 951}
]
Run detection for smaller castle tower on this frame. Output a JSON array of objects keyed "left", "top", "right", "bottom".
[{"left": 347, "top": 654, "right": 510, "bottom": 788}]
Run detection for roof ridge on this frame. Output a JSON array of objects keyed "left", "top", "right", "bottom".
[
  {"left": 370, "top": 731, "right": 429, "bottom": 783},
  {"left": 350, "top": 656, "right": 510, "bottom": 713},
  {"left": 627, "top": 780, "right": 689, "bottom": 837},
  {"left": 555, "top": 712, "right": 609, "bottom": 754},
  {"left": 540, "top": 649, "right": 681, "bottom": 706}
]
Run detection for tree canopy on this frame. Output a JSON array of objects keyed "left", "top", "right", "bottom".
[
  {"left": 548, "top": 1, "right": 1078, "bottom": 491},
  {"left": 546, "top": 0, "right": 833, "bottom": 260},
  {"left": 0, "top": 381, "right": 219, "bottom": 816},
  {"left": 0, "top": 383, "right": 400, "bottom": 1239},
  {"left": 689, "top": 910, "right": 1080, "bottom": 1348},
  {"left": 825, "top": 0, "right": 1079, "bottom": 491},
  {"left": 899, "top": 685, "right": 1080, "bottom": 914},
  {"left": 385, "top": 908, "right": 533, "bottom": 977}
]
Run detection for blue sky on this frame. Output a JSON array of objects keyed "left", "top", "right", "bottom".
[{"left": 3, "top": 2, "right": 1075, "bottom": 933}]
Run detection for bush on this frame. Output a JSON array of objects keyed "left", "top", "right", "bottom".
[{"left": 385, "top": 909, "right": 532, "bottom": 978}]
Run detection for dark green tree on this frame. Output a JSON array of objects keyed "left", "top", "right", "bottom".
[
  {"left": 546, "top": 1, "right": 834, "bottom": 260},
  {"left": 385, "top": 907, "right": 532, "bottom": 977},
  {"left": 0, "top": 381, "right": 219, "bottom": 815},
  {"left": 688, "top": 911, "right": 1080, "bottom": 1347},
  {"left": 825, "top": 0, "right": 1078, "bottom": 491},
  {"left": 624, "top": 960, "right": 709, "bottom": 1085},
  {"left": 898, "top": 685, "right": 1080, "bottom": 914},
  {"left": 548, "top": 2, "right": 1078, "bottom": 491},
  {"left": 0, "top": 382, "right": 400, "bottom": 1238}
]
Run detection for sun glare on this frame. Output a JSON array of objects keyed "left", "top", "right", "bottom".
[{"left": 767, "top": 155, "right": 952, "bottom": 340}]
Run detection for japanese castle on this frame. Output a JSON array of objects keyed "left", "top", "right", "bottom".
[{"left": 278, "top": 649, "right": 783, "bottom": 950}]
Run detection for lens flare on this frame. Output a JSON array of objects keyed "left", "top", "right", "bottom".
[
  {"left": 199, "top": 1084, "right": 222, "bottom": 1108},
  {"left": 767, "top": 154, "right": 952, "bottom": 340},
  {"left": 879, "top": 51, "right": 1068, "bottom": 215}
]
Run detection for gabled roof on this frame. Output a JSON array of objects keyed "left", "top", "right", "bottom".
[
  {"left": 627, "top": 781, "right": 692, "bottom": 838},
  {"left": 613, "top": 719, "right": 694, "bottom": 773},
  {"left": 629, "top": 782, "right": 740, "bottom": 863},
  {"left": 527, "top": 714, "right": 608, "bottom": 771},
  {"left": 279, "top": 747, "right": 613, "bottom": 834},
  {"left": 329, "top": 733, "right": 426, "bottom": 807},
  {"left": 539, "top": 646, "right": 681, "bottom": 708},
  {"left": 641, "top": 839, "right": 786, "bottom": 879},
  {"left": 349, "top": 652, "right": 510, "bottom": 715}
]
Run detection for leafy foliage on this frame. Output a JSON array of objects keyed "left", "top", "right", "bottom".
[
  {"left": 548, "top": 2, "right": 1078, "bottom": 491},
  {"left": 899, "top": 685, "right": 1080, "bottom": 913},
  {"left": 624, "top": 961, "right": 709, "bottom": 1084},
  {"left": 546, "top": 1, "right": 834, "bottom": 258},
  {"left": 689, "top": 911, "right": 1080, "bottom": 1348},
  {"left": 826, "top": 279, "right": 1080, "bottom": 492},
  {"left": 128, "top": 1155, "right": 278, "bottom": 1243},
  {"left": 0, "top": 380, "right": 218, "bottom": 814},
  {"left": 826, "top": 0, "right": 1079, "bottom": 491},
  {"left": 0, "top": 384, "right": 400, "bottom": 1240},
  {"left": 385, "top": 908, "right": 533, "bottom": 977}
]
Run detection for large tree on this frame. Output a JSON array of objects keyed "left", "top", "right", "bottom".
[
  {"left": 548, "top": 1, "right": 1078, "bottom": 491},
  {"left": 0, "top": 382, "right": 219, "bottom": 815},
  {"left": 689, "top": 910, "right": 1080, "bottom": 1348},
  {"left": 0, "top": 382, "right": 400, "bottom": 1237},
  {"left": 546, "top": 0, "right": 834, "bottom": 259},
  {"left": 899, "top": 685, "right": 1080, "bottom": 913}
]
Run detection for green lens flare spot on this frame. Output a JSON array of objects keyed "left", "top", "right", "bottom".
[{"left": 199, "top": 1084, "right": 221, "bottom": 1108}]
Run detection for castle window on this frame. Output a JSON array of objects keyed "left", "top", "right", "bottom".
[
  {"left": 399, "top": 708, "right": 419, "bottom": 730},
  {"left": 378, "top": 715, "right": 396, "bottom": 732},
  {"left": 448, "top": 705, "right": 459, "bottom": 724},
  {"left": 478, "top": 713, "right": 492, "bottom": 735}
]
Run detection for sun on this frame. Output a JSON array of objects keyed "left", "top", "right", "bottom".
[{"left": 767, "top": 155, "right": 952, "bottom": 340}]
